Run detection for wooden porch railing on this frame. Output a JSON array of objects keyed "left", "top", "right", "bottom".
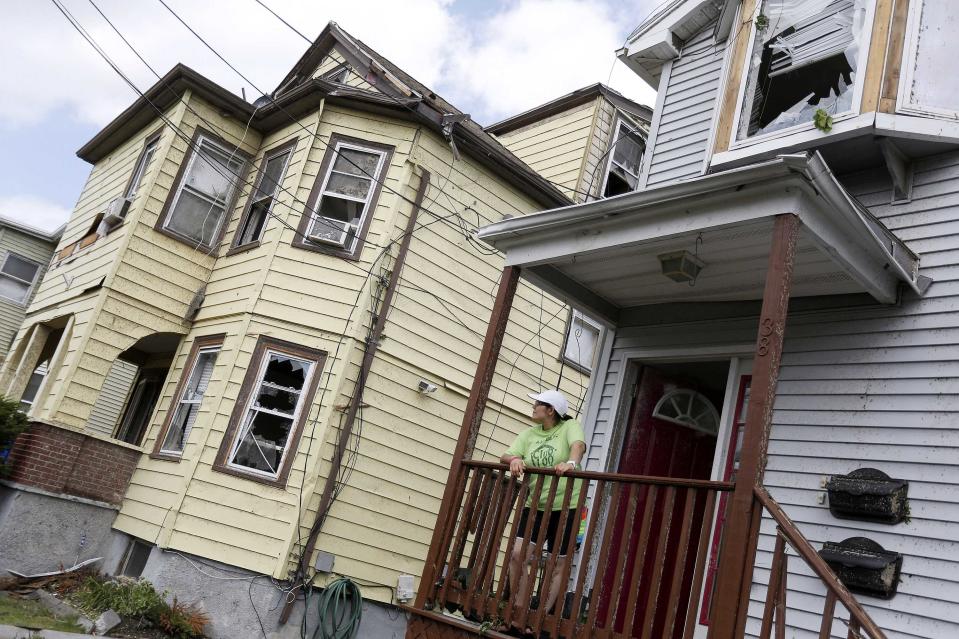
[
  {"left": 754, "top": 486, "right": 887, "bottom": 639},
  {"left": 419, "top": 459, "right": 733, "bottom": 639}
]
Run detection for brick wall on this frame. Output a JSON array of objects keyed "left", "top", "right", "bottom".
[{"left": 7, "top": 422, "right": 141, "bottom": 505}]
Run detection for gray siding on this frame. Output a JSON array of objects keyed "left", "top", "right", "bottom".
[
  {"left": 746, "top": 153, "right": 959, "bottom": 639},
  {"left": 0, "top": 226, "right": 57, "bottom": 359},
  {"left": 587, "top": 151, "right": 959, "bottom": 639},
  {"left": 644, "top": 26, "right": 725, "bottom": 188},
  {"left": 86, "top": 359, "right": 138, "bottom": 438}
]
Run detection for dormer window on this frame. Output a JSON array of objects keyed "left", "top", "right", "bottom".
[
  {"left": 736, "top": 0, "right": 871, "bottom": 141},
  {"left": 601, "top": 120, "right": 645, "bottom": 198}
]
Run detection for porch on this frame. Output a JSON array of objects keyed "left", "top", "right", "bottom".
[{"left": 404, "top": 153, "right": 922, "bottom": 639}]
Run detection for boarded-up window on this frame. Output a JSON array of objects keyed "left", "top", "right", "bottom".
[
  {"left": 902, "top": 1, "right": 959, "bottom": 116},
  {"left": 562, "top": 310, "right": 602, "bottom": 373}
]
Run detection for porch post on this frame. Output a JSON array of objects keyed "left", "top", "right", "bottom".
[
  {"left": 708, "top": 214, "right": 799, "bottom": 639},
  {"left": 413, "top": 265, "right": 521, "bottom": 608}
]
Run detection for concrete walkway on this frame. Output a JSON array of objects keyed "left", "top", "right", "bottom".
[{"left": 0, "top": 625, "right": 98, "bottom": 638}]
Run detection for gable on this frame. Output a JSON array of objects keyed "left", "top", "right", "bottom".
[{"left": 311, "top": 48, "right": 381, "bottom": 93}]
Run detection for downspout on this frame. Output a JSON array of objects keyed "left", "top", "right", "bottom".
[{"left": 280, "top": 167, "right": 432, "bottom": 623}]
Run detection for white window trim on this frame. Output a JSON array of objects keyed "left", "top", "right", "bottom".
[
  {"left": 0, "top": 252, "right": 42, "bottom": 306},
  {"left": 126, "top": 136, "right": 160, "bottom": 200},
  {"left": 561, "top": 309, "right": 603, "bottom": 373},
  {"left": 226, "top": 348, "right": 316, "bottom": 480},
  {"left": 726, "top": 0, "right": 878, "bottom": 151},
  {"left": 163, "top": 134, "right": 243, "bottom": 248},
  {"left": 238, "top": 146, "right": 294, "bottom": 246},
  {"left": 307, "top": 141, "right": 387, "bottom": 252},
  {"left": 598, "top": 116, "right": 644, "bottom": 199},
  {"left": 159, "top": 345, "right": 220, "bottom": 455},
  {"left": 896, "top": 1, "right": 959, "bottom": 121}
]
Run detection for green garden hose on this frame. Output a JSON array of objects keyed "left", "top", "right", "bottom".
[{"left": 301, "top": 577, "right": 363, "bottom": 639}]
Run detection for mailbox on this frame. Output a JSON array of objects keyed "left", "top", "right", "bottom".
[
  {"left": 819, "top": 537, "right": 903, "bottom": 599},
  {"left": 825, "top": 468, "right": 909, "bottom": 524}
]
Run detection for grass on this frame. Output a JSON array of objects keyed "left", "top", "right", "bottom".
[{"left": 0, "top": 592, "right": 86, "bottom": 633}]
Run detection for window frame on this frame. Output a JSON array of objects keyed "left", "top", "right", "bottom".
[
  {"left": 124, "top": 130, "right": 163, "bottom": 201},
  {"left": 213, "top": 336, "right": 326, "bottom": 487},
  {"left": 726, "top": 0, "right": 878, "bottom": 150},
  {"left": 0, "top": 252, "right": 42, "bottom": 306},
  {"left": 228, "top": 138, "right": 297, "bottom": 255},
  {"left": 598, "top": 116, "right": 645, "bottom": 199},
  {"left": 896, "top": 0, "right": 959, "bottom": 120},
  {"left": 292, "top": 133, "right": 394, "bottom": 260},
  {"left": 113, "top": 368, "right": 165, "bottom": 447},
  {"left": 560, "top": 309, "right": 603, "bottom": 374},
  {"left": 151, "top": 334, "right": 225, "bottom": 461},
  {"left": 155, "top": 127, "right": 252, "bottom": 250}
]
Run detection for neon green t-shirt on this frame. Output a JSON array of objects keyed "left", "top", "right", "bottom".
[{"left": 506, "top": 419, "right": 586, "bottom": 511}]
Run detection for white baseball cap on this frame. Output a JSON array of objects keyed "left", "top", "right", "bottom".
[{"left": 527, "top": 389, "right": 569, "bottom": 417}]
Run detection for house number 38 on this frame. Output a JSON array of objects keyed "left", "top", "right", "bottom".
[{"left": 757, "top": 317, "right": 774, "bottom": 356}]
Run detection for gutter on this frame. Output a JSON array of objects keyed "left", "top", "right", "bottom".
[{"left": 279, "top": 168, "right": 432, "bottom": 624}]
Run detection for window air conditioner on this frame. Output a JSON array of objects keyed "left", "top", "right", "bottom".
[
  {"left": 307, "top": 219, "right": 351, "bottom": 247},
  {"left": 102, "top": 196, "right": 132, "bottom": 228}
]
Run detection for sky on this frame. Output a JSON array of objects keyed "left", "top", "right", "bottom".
[{"left": 0, "top": 0, "right": 660, "bottom": 233}]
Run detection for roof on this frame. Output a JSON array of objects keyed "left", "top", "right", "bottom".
[
  {"left": 0, "top": 215, "right": 64, "bottom": 243},
  {"left": 78, "top": 24, "right": 570, "bottom": 209},
  {"left": 478, "top": 152, "right": 925, "bottom": 318},
  {"left": 484, "top": 84, "right": 653, "bottom": 136},
  {"left": 618, "top": 0, "right": 727, "bottom": 88}
]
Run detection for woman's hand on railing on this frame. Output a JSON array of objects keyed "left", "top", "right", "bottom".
[{"left": 508, "top": 456, "right": 526, "bottom": 477}]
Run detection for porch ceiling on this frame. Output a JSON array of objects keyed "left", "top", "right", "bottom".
[{"left": 479, "top": 153, "right": 925, "bottom": 323}]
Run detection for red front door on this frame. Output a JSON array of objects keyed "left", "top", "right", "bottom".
[{"left": 598, "top": 365, "right": 717, "bottom": 638}]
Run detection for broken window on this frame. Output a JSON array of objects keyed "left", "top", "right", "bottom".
[
  {"left": 738, "top": 0, "right": 868, "bottom": 140},
  {"left": 227, "top": 349, "right": 316, "bottom": 478},
  {"left": 162, "top": 134, "right": 245, "bottom": 248},
  {"left": 234, "top": 144, "right": 293, "bottom": 248},
  {"left": 602, "top": 121, "right": 645, "bottom": 198},
  {"left": 159, "top": 345, "right": 220, "bottom": 455},
  {"left": 304, "top": 141, "right": 387, "bottom": 251},
  {"left": 0, "top": 252, "right": 41, "bottom": 305}
]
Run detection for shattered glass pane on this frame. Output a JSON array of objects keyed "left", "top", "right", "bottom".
[
  {"left": 333, "top": 148, "right": 381, "bottom": 177},
  {"left": 738, "top": 0, "right": 867, "bottom": 139},
  {"left": 326, "top": 172, "right": 372, "bottom": 200},
  {"left": 228, "top": 351, "right": 313, "bottom": 476}
]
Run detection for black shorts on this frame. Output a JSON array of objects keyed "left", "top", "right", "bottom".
[{"left": 516, "top": 508, "right": 578, "bottom": 555}]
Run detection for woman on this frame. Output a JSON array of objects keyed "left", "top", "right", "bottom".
[{"left": 500, "top": 389, "right": 586, "bottom": 635}]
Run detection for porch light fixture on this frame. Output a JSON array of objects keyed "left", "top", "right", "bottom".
[{"left": 658, "top": 250, "right": 705, "bottom": 283}]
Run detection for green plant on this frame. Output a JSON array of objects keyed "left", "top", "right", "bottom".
[
  {"left": 0, "top": 592, "right": 85, "bottom": 633},
  {"left": 71, "top": 577, "right": 207, "bottom": 638},
  {"left": 755, "top": 13, "right": 770, "bottom": 32},
  {"left": 0, "top": 397, "right": 28, "bottom": 476},
  {"left": 72, "top": 576, "right": 167, "bottom": 618},
  {"left": 813, "top": 108, "right": 834, "bottom": 133}
]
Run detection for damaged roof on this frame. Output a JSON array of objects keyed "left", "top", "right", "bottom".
[{"left": 77, "top": 22, "right": 571, "bottom": 209}]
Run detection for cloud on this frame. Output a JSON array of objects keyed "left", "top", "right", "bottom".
[
  {"left": 2, "top": 0, "right": 657, "bottom": 130},
  {"left": 448, "top": 0, "right": 657, "bottom": 122},
  {"left": 0, "top": 195, "right": 72, "bottom": 233}
]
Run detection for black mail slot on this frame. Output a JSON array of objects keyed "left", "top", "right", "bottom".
[
  {"left": 825, "top": 468, "right": 909, "bottom": 524},
  {"left": 819, "top": 537, "right": 903, "bottom": 599}
]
